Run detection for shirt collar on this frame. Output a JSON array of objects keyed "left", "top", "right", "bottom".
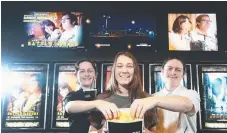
[
  {"left": 195, "top": 28, "right": 214, "bottom": 38},
  {"left": 79, "top": 86, "right": 92, "bottom": 91},
  {"left": 162, "top": 85, "right": 184, "bottom": 96}
]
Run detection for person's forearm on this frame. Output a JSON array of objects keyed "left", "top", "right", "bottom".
[
  {"left": 153, "top": 96, "right": 193, "bottom": 113},
  {"left": 65, "top": 100, "right": 97, "bottom": 113}
]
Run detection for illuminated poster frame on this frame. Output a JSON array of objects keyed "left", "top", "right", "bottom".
[
  {"left": 196, "top": 64, "right": 227, "bottom": 130},
  {"left": 2, "top": 63, "right": 49, "bottom": 130}
]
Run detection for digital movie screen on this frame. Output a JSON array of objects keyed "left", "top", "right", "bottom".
[
  {"left": 199, "top": 65, "right": 227, "bottom": 129},
  {"left": 89, "top": 13, "right": 156, "bottom": 51},
  {"left": 101, "top": 63, "right": 144, "bottom": 93},
  {"left": 54, "top": 63, "right": 96, "bottom": 128},
  {"left": 149, "top": 64, "right": 191, "bottom": 93},
  {"left": 4, "top": 64, "right": 48, "bottom": 128},
  {"left": 168, "top": 13, "right": 218, "bottom": 51},
  {"left": 24, "top": 12, "right": 84, "bottom": 48}
]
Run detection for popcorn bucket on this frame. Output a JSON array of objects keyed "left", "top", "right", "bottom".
[{"left": 106, "top": 108, "right": 143, "bottom": 133}]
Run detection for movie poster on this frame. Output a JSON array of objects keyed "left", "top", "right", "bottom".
[
  {"left": 24, "top": 12, "right": 83, "bottom": 48},
  {"left": 54, "top": 63, "right": 96, "bottom": 127},
  {"left": 168, "top": 13, "right": 218, "bottom": 51},
  {"left": 101, "top": 63, "right": 144, "bottom": 92},
  {"left": 149, "top": 64, "right": 190, "bottom": 93},
  {"left": 4, "top": 64, "right": 48, "bottom": 128},
  {"left": 55, "top": 64, "right": 77, "bottom": 127},
  {"left": 200, "top": 65, "right": 227, "bottom": 128}
]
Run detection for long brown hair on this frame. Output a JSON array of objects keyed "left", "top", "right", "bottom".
[
  {"left": 97, "top": 52, "right": 146, "bottom": 103},
  {"left": 172, "top": 15, "right": 191, "bottom": 34}
]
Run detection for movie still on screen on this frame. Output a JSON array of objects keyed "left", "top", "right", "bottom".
[
  {"left": 88, "top": 12, "right": 156, "bottom": 51},
  {"left": 24, "top": 12, "right": 84, "bottom": 49},
  {"left": 168, "top": 13, "right": 218, "bottom": 51}
]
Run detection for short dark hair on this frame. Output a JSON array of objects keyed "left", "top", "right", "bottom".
[
  {"left": 75, "top": 59, "right": 97, "bottom": 75},
  {"left": 41, "top": 19, "right": 56, "bottom": 29},
  {"left": 62, "top": 12, "right": 78, "bottom": 25},
  {"left": 172, "top": 15, "right": 191, "bottom": 33},
  {"left": 162, "top": 56, "right": 186, "bottom": 74},
  {"left": 196, "top": 14, "right": 210, "bottom": 27}
]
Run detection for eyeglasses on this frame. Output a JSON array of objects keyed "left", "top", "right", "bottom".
[
  {"left": 201, "top": 19, "right": 212, "bottom": 23},
  {"left": 61, "top": 17, "right": 71, "bottom": 23}
]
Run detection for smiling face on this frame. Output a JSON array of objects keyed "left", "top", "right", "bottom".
[
  {"left": 76, "top": 61, "right": 96, "bottom": 88},
  {"left": 44, "top": 25, "right": 54, "bottom": 34},
  {"left": 115, "top": 55, "right": 134, "bottom": 88},
  {"left": 197, "top": 16, "right": 211, "bottom": 32},
  {"left": 162, "top": 59, "right": 184, "bottom": 88}
]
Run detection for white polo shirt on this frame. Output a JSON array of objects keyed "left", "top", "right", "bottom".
[
  {"left": 190, "top": 28, "right": 218, "bottom": 51},
  {"left": 154, "top": 85, "right": 200, "bottom": 133}
]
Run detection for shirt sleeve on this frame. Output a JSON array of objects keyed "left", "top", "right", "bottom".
[
  {"left": 144, "top": 107, "right": 160, "bottom": 131},
  {"left": 88, "top": 94, "right": 106, "bottom": 130},
  {"left": 180, "top": 90, "right": 201, "bottom": 116},
  {"left": 63, "top": 90, "right": 84, "bottom": 118},
  {"left": 88, "top": 111, "right": 105, "bottom": 130}
]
